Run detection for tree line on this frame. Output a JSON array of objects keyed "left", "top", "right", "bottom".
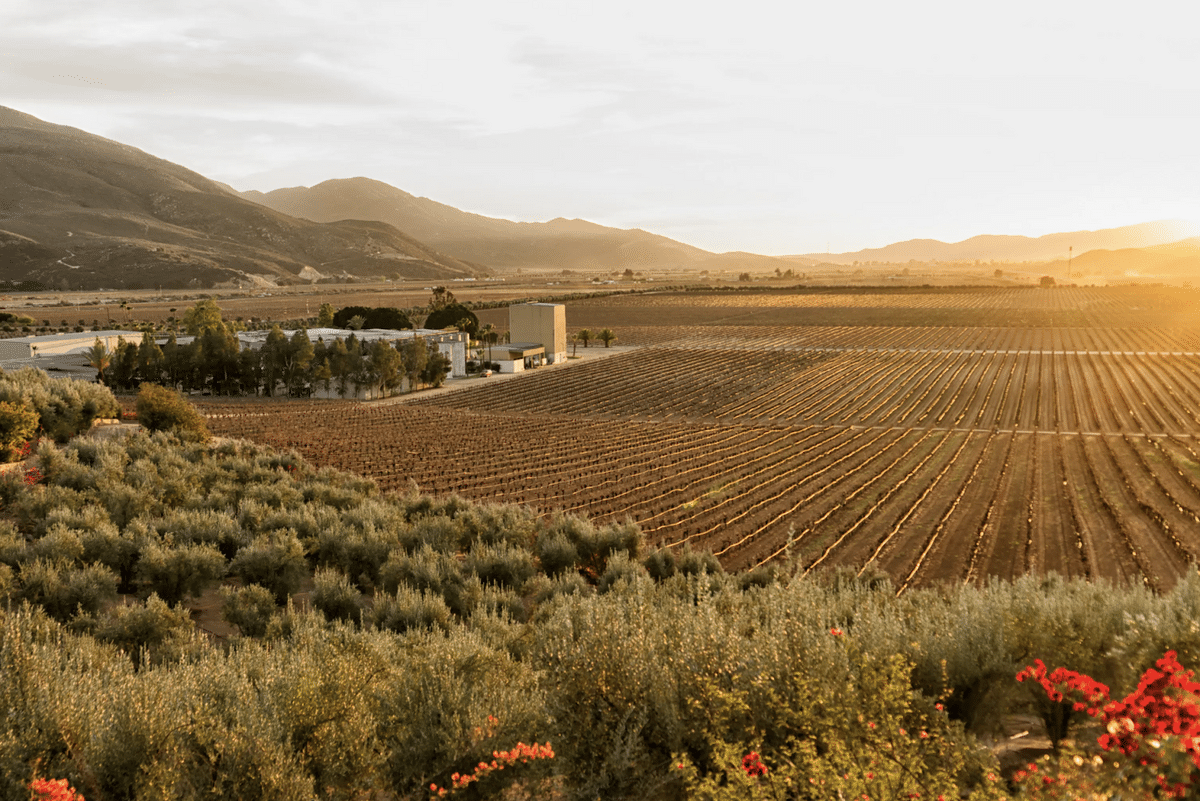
[{"left": 89, "top": 299, "right": 451, "bottom": 397}]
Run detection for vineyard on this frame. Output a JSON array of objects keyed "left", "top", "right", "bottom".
[{"left": 201, "top": 285, "right": 1200, "bottom": 590}]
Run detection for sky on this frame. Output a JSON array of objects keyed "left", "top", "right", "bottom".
[{"left": 4, "top": 0, "right": 1200, "bottom": 255}]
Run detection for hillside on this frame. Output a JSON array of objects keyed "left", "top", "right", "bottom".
[
  {"left": 797, "top": 221, "right": 1200, "bottom": 267},
  {"left": 240, "top": 177, "right": 794, "bottom": 274},
  {"left": 0, "top": 107, "right": 482, "bottom": 289}
]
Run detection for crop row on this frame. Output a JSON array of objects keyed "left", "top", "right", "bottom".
[
  {"left": 568, "top": 286, "right": 1194, "bottom": 313},
  {"left": 602, "top": 324, "right": 1200, "bottom": 352},
  {"left": 200, "top": 397, "right": 1200, "bottom": 590},
  {"left": 416, "top": 346, "right": 1200, "bottom": 435}
]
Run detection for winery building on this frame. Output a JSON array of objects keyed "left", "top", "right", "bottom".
[{"left": 499, "top": 303, "right": 566, "bottom": 373}]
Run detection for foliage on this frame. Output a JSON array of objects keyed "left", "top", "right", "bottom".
[
  {"left": 134, "top": 383, "right": 211, "bottom": 442},
  {"left": 0, "top": 399, "right": 39, "bottom": 462},
  {"left": 0, "top": 368, "right": 119, "bottom": 442},
  {"left": 221, "top": 583, "right": 278, "bottom": 637},
  {"left": 8, "top": 426, "right": 1200, "bottom": 799},
  {"left": 425, "top": 303, "right": 478, "bottom": 336},
  {"left": 331, "top": 306, "right": 412, "bottom": 330}
]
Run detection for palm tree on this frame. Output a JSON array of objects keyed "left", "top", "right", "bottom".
[
  {"left": 478, "top": 323, "right": 498, "bottom": 365},
  {"left": 569, "top": 332, "right": 580, "bottom": 358},
  {"left": 577, "top": 329, "right": 593, "bottom": 349},
  {"left": 86, "top": 339, "right": 111, "bottom": 384},
  {"left": 598, "top": 328, "right": 617, "bottom": 348}
]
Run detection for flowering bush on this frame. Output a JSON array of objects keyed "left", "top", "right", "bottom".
[
  {"left": 741, "top": 751, "right": 768, "bottom": 777},
  {"left": 29, "top": 777, "right": 85, "bottom": 801},
  {"left": 1016, "top": 650, "right": 1200, "bottom": 799},
  {"left": 428, "top": 738, "right": 555, "bottom": 797}
]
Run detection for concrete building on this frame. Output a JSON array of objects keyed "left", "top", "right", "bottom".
[
  {"left": 508, "top": 303, "right": 566, "bottom": 365},
  {"left": 497, "top": 343, "right": 546, "bottom": 373},
  {"left": 0, "top": 330, "right": 149, "bottom": 361}
]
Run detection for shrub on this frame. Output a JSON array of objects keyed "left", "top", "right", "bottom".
[
  {"left": 134, "top": 383, "right": 210, "bottom": 442},
  {"left": 17, "top": 559, "right": 119, "bottom": 622},
  {"left": 229, "top": 532, "right": 308, "bottom": 604},
  {"left": 311, "top": 568, "right": 364, "bottom": 624},
  {"left": 0, "top": 367, "right": 119, "bottom": 441},
  {"left": 0, "top": 400, "right": 39, "bottom": 462},
  {"left": 537, "top": 530, "right": 579, "bottom": 577},
  {"left": 94, "top": 593, "right": 196, "bottom": 669},
  {"left": 134, "top": 541, "right": 227, "bottom": 605},
  {"left": 221, "top": 584, "right": 278, "bottom": 637},
  {"left": 464, "top": 541, "right": 536, "bottom": 590},
  {"left": 371, "top": 586, "right": 452, "bottom": 633},
  {"left": 379, "top": 545, "right": 460, "bottom": 595}
]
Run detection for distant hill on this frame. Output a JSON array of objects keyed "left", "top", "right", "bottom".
[
  {"left": 794, "top": 222, "right": 1200, "bottom": 266},
  {"left": 240, "top": 177, "right": 793, "bottom": 274},
  {"left": 1042, "top": 238, "right": 1200, "bottom": 279},
  {"left": 0, "top": 107, "right": 481, "bottom": 289}
]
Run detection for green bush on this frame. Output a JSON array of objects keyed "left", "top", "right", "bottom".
[
  {"left": 135, "top": 383, "right": 211, "bottom": 442},
  {"left": 538, "top": 529, "right": 579, "bottom": 576},
  {"left": 134, "top": 541, "right": 227, "bottom": 605},
  {"left": 0, "top": 367, "right": 119, "bottom": 442},
  {"left": 229, "top": 532, "right": 308, "bottom": 604},
  {"left": 95, "top": 593, "right": 197, "bottom": 669},
  {"left": 221, "top": 583, "right": 279, "bottom": 637},
  {"left": 370, "top": 586, "right": 452, "bottom": 633},
  {"left": 17, "top": 559, "right": 118, "bottom": 622},
  {"left": 0, "top": 399, "right": 38, "bottom": 462},
  {"left": 464, "top": 541, "right": 536, "bottom": 589},
  {"left": 311, "top": 568, "right": 364, "bottom": 624}
]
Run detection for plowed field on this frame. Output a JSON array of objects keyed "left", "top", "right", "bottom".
[{"left": 200, "top": 285, "right": 1200, "bottom": 590}]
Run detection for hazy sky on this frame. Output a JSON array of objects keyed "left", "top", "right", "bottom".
[{"left": 5, "top": 0, "right": 1200, "bottom": 254}]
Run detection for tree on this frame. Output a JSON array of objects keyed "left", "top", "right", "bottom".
[
  {"left": 598, "top": 328, "right": 617, "bottom": 348},
  {"left": 569, "top": 332, "right": 580, "bottom": 358},
  {"left": 347, "top": 315, "right": 366, "bottom": 331},
  {"left": 421, "top": 349, "right": 451, "bottom": 388},
  {"left": 181, "top": 298, "right": 226, "bottom": 336},
  {"left": 317, "top": 302, "right": 335, "bottom": 327},
  {"left": 429, "top": 286, "right": 457, "bottom": 311},
  {"left": 198, "top": 326, "right": 242, "bottom": 395},
  {"left": 136, "top": 331, "right": 165, "bottom": 385},
  {"left": 283, "top": 329, "right": 315, "bottom": 397},
  {"left": 135, "top": 383, "right": 210, "bottom": 442},
  {"left": 332, "top": 306, "right": 412, "bottom": 330},
  {"left": 478, "top": 323, "right": 498, "bottom": 365},
  {"left": 85, "top": 339, "right": 111, "bottom": 384},
  {"left": 370, "top": 339, "right": 402, "bottom": 395},
  {"left": 107, "top": 338, "right": 139, "bottom": 390},
  {"left": 260, "top": 326, "right": 288, "bottom": 396},
  {"left": 425, "top": 303, "right": 478, "bottom": 336},
  {"left": 738, "top": 272, "right": 752, "bottom": 282},
  {"left": 400, "top": 337, "right": 428, "bottom": 392},
  {"left": 576, "top": 329, "right": 593, "bottom": 349},
  {"left": 1040, "top": 275, "right": 1057, "bottom": 288}
]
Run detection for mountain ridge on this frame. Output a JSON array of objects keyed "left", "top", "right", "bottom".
[
  {"left": 238, "top": 177, "right": 791, "bottom": 273},
  {"left": 0, "top": 107, "right": 481, "bottom": 289},
  {"left": 796, "top": 221, "right": 1200, "bottom": 265}
]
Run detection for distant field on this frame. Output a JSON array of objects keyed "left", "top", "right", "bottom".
[{"left": 200, "top": 285, "right": 1200, "bottom": 591}]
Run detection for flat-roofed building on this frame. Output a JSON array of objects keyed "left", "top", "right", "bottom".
[
  {"left": 508, "top": 303, "right": 566, "bottom": 365},
  {"left": 0, "top": 330, "right": 149, "bottom": 361}
]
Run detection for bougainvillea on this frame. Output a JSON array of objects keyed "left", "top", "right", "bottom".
[{"left": 1016, "top": 650, "right": 1200, "bottom": 799}]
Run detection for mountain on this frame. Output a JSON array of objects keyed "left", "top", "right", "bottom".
[
  {"left": 1046, "top": 238, "right": 1200, "bottom": 279},
  {"left": 239, "top": 177, "right": 792, "bottom": 273},
  {"left": 0, "top": 107, "right": 481, "bottom": 290},
  {"left": 794, "top": 222, "right": 1200, "bottom": 266}
]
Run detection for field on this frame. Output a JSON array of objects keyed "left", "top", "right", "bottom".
[{"left": 200, "top": 284, "right": 1200, "bottom": 590}]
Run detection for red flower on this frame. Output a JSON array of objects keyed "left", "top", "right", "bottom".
[{"left": 741, "top": 752, "right": 769, "bottom": 777}]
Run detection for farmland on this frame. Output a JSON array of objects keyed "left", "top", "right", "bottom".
[{"left": 201, "top": 285, "right": 1200, "bottom": 590}]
